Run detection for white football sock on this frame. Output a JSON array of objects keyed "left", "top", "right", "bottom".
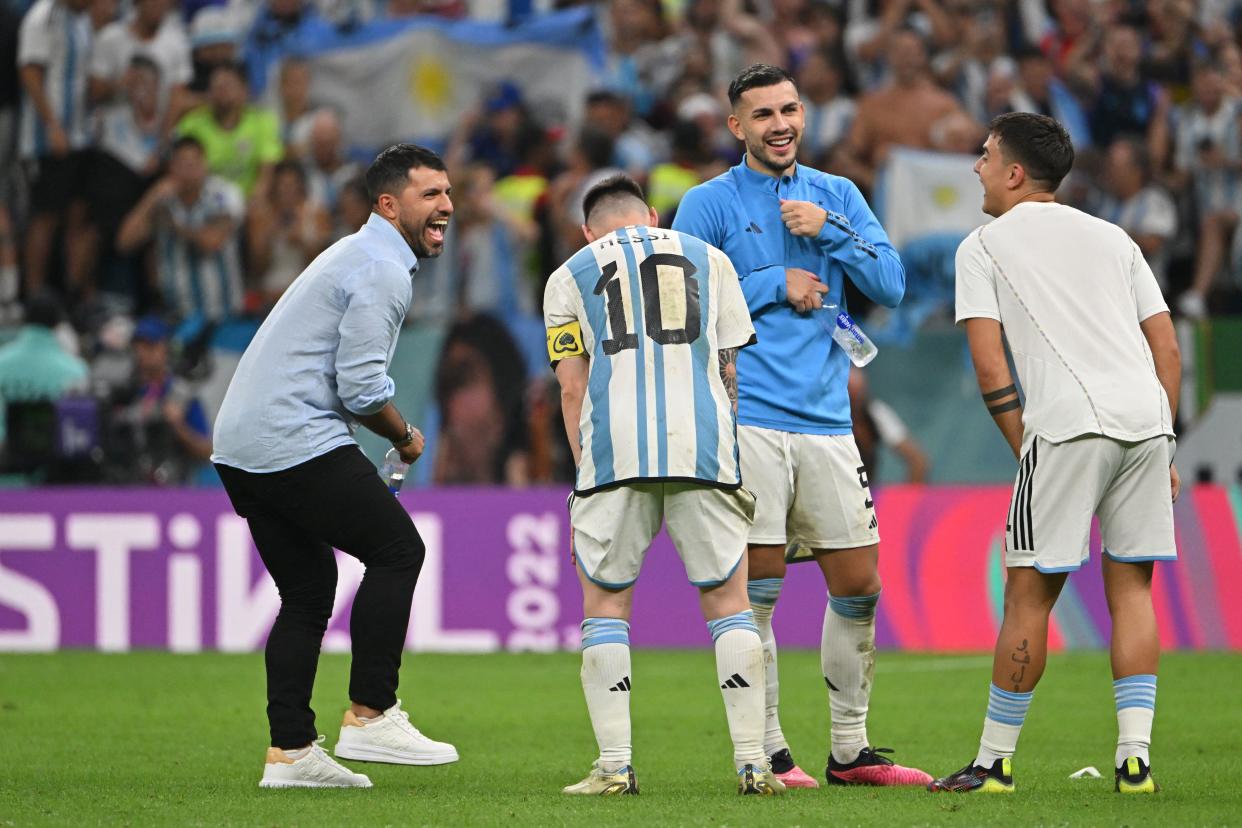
[
  {"left": 1114, "top": 674, "right": 1156, "bottom": 767},
  {"left": 747, "top": 577, "right": 787, "bottom": 757},
  {"left": 822, "top": 593, "right": 879, "bottom": 764},
  {"left": 975, "top": 684, "right": 1032, "bottom": 768},
  {"left": 579, "top": 618, "right": 632, "bottom": 772},
  {"left": 709, "top": 612, "right": 766, "bottom": 770}
]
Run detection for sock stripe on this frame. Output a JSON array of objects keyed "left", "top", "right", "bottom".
[
  {"left": 828, "top": 591, "right": 881, "bottom": 620},
  {"left": 986, "top": 682, "right": 1032, "bottom": 727},
  {"left": 746, "top": 577, "right": 783, "bottom": 607},
  {"left": 581, "top": 617, "right": 630, "bottom": 649},
  {"left": 1113, "top": 673, "right": 1157, "bottom": 711},
  {"left": 707, "top": 610, "right": 759, "bottom": 642}
]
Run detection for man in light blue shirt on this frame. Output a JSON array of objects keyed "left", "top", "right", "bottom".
[
  {"left": 673, "top": 64, "right": 928, "bottom": 789},
  {"left": 212, "top": 144, "right": 459, "bottom": 790}
]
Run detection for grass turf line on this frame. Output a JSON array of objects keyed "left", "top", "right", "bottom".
[{"left": 1, "top": 651, "right": 1239, "bottom": 826}]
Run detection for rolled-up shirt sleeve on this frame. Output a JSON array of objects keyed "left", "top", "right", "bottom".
[{"left": 335, "top": 260, "right": 412, "bottom": 416}]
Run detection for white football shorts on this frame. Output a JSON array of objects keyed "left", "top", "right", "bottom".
[
  {"left": 1005, "top": 434, "right": 1177, "bottom": 572},
  {"left": 737, "top": 424, "right": 880, "bottom": 551},
  {"left": 570, "top": 482, "right": 756, "bottom": 588}
]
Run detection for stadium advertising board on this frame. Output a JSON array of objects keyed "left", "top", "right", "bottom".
[{"left": 1, "top": 486, "right": 1239, "bottom": 653}]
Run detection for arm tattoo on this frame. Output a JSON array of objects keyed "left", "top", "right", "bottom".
[
  {"left": 982, "top": 384, "right": 1017, "bottom": 402},
  {"left": 718, "top": 347, "right": 738, "bottom": 407},
  {"left": 988, "top": 398, "right": 1022, "bottom": 416}
]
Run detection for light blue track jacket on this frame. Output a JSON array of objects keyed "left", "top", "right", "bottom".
[{"left": 673, "top": 159, "right": 905, "bottom": 434}]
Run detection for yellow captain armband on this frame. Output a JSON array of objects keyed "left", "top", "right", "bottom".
[{"left": 547, "top": 321, "right": 586, "bottom": 363}]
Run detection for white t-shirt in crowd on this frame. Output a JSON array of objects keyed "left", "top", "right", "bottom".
[
  {"left": 90, "top": 16, "right": 191, "bottom": 113},
  {"left": 17, "top": 0, "right": 93, "bottom": 158},
  {"left": 955, "top": 201, "right": 1173, "bottom": 448}
]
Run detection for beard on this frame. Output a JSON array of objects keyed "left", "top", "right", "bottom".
[
  {"left": 399, "top": 215, "right": 446, "bottom": 259},
  {"left": 746, "top": 133, "right": 799, "bottom": 176}
]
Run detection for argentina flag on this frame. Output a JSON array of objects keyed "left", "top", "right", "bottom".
[{"left": 259, "top": 8, "right": 604, "bottom": 151}]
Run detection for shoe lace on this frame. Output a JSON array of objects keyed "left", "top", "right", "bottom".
[
  {"left": 385, "top": 702, "right": 426, "bottom": 739},
  {"left": 860, "top": 747, "right": 895, "bottom": 766}
]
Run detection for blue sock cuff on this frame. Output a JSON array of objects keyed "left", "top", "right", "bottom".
[
  {"left": 747, "top": 577, "right": 783, "bottom": 607},
  {"left": 707, "top": 610, "right": 759, "bottom": 642},
  {"left": 828, "top": 591, "right": 881, "bottom": 620},
  {"left": 1113, "top": 674, "right": 1157, "bottom": 711},
  {"left": 581, "top": 617, "right": 630, "bottom": 649},
  {"left": 986, "top": 683, "right": 1033, "bottom": 726}
]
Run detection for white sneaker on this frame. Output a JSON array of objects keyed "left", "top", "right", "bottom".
[
  {"left": 334, "top": 700, "right": 459, "bottom": 766},
  {"left": 259, "top": 736, "right": 373, "bottom": 788}
]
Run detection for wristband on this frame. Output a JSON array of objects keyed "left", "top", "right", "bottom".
[{"left": 393, "top": 422, "right": 415, "bottom": 448}]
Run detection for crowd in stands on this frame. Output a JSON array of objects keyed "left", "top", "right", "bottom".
[{"left": 0, "top": 0, "right": 1238, "bottom": 486}]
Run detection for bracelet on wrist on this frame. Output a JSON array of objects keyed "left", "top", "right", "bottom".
[{"left": 392, "top": 422, "right": 415, "bottom": 448}]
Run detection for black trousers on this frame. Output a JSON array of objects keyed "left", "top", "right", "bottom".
[{"left": 216, "top": 446, "right": 425, "bottom": 749}]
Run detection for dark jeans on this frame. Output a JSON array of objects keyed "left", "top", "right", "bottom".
[{"left": 216, "top": 445, "right": 425, "bottom": 749}]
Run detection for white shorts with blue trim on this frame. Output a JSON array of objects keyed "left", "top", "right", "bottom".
[
  {"left": 1005, "top": 434, "right": 1177, "bottom": 572},
  {"left": 738, "top": 425, "right": 879, "bottom": 551},
  {"left": 570, "top": 482, "right": 756, "bottom": 589}
]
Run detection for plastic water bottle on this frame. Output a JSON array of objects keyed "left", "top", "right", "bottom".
[
  {"left": 820, "top": 304, "right": 878, "bottom": 367},
  {"left": 380, "top": 447, "right": 410, "bottom": 495}
]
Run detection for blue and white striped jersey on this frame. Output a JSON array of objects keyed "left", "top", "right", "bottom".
[
  {"left": 544, "top": 226, "right": 756, "bottom": 495},
  {"left": 17, "top": 0, "right": 92, "bottom": 159}
]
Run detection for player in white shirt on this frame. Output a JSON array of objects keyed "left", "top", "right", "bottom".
[
  {"left": 546, "top": 175, "right": 783, "bottom": 797},
  {"left": 929, "top": 113, "right": 1181, "bottom": 796}
]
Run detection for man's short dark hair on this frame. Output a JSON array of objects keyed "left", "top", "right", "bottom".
[
  {"left": 988, "top": 112, "right": 1075, "bottom": 189},
  {"left": 171, "top": 134, "right": 205, "bottom": 155},
  {"left": 728, "top": 63, "right": 796, "bottom": 107},
  {"left": 365, "top": 143, "right": 446, "bottom": 204},
  {"left": 582, "top": 174, "right": 647, "bottom": 226}
]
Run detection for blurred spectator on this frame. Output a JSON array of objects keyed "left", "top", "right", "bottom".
[
  {"left": 544, "top": 126, "right": 620, "bottom": 265},
  {"left": 584, "top": 89, "right": 664, "bottom": 181},
  {"left": 176, "top": 61, "right": 283, "bottom": 198},
  {"left": 88, "top": 0, "right": 192, "bottom": 135},
  {"left": 105, "top": 314, "right": 212, "bottom": 484},
  {"left": 844, "top": 0, "right": 955, "bottom": 91},
  {"left": 447, "top": 82, "right": 533, "bottom": 178},
  {"left": 432, "top": 313, "right": 529, "bottom": 485},
  {"left": 0, "top": 1, "right": 20, "bottom": 206},
  {"left": 648, "top": 119, "right": 708, "bottom": 220},
  {"left": 116, "top": 135, "right": 245, "bottom": 323},
  {"left": 302, "top": 108, "right": 361, "bottom": 211},
  {"left": 678, "top": 0, "right": 782, "bottom": 95},
  {"left": 848, "top": 365, "right": 929, "bottom": 484},
  {"left": 187, "top": 4, "right": 240, "bottom": 96},
  {"left": 0, "top": 293, "right": 88, "bottom": 444},
  {"left": 1007, "top": 46, "right": 1090, "bottom": 148},
  {"left": 275, "top": 56, "right": 315, "bottom": 157},
  {"left": 932, "top": 2, "right": 1013, "bottom": 124},
  {"left": 0, "top": 206, "right": 17, "bottom": 323},
  {"left": 448, "top": 164, "right": 535, "bottom": 318},
  {"left": 385, "top": 0, "right": 466, "bottom": 18},
  {"left": 603, "top": 0, "right": 678, "bottom": 117},
  {"left": 1091, "top": 137, "right": 1178, "bottom": 289},
  {"left": 18, "top": 0, "right": 97, "bottom": 299},
  {"left": 242, "top": 0, "right": 334, "bottom": 95},
  {"left": 1039, "top": 0, "right": 1093, "bottom": 76},
  {"left": 847, "top": 28, "right": 966, "bottom": 189},
  {"left": 1172, "top": 61, "right": 1241, "bottom": 319},
  {"left": 797, "top": 47, "right": 855, "bottom": 162},
  {"left": 91, "top": 54, "right": 164, "bottom": 308},
  {"left": 247, "top": 159, "right": 330, "bottom": 304},
  {"left": 1076, "top": 24, "right": 1170, "bottom": 161},
  {"left": 330, "top": 175, "right": 370, "bottom": 240}
]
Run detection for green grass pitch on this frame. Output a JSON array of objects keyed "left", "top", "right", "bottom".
[{"left": 2, "top": 651, "right": 1239, "bottom": 826}]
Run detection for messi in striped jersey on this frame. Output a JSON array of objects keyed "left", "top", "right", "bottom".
[
  {"left": 544, "top": 204, "right": 756, "bottom": 496},
  {"left": 548, "top": 175, "right": 782, "bottom": 797}
]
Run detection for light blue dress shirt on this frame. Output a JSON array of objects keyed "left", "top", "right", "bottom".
[{"left": 211, "top": 212, "right": 418, "bottom": 472}]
